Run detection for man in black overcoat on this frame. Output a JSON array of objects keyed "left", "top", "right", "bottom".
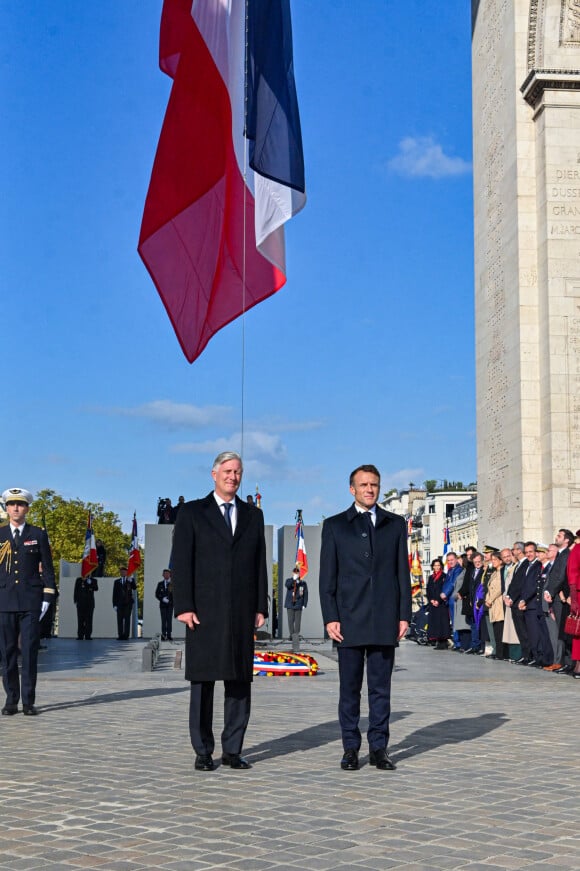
[
  {"left": 73, "top": 575, "right": 98, "bottom": 640},
  {"left": 319, "top": 464, "right": 412, "bottom": 772},
  {"left": 171, "top": 451, "right": 268, "bottom": 772},
  {"left": 544, "top": 528, "right": 574, "bottom": 670},
  {"left": 0, "top": 487, "right": 56, "bottom": 715},
  {"left": 112, "top": 567, "right": 136, "bottom": 640}
]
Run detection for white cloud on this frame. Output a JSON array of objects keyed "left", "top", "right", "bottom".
[
  {"left": 171, "top": 429, "right": 287, "bottom": 465},
  {"left": 388, "top": 136, "right": 471, "bottom": 179},
  {"left": 103, "top": 400, "right": 231, "bottom": 430},
  {"left": 382, "top": 467, "right": 425, "bottom": 490}
]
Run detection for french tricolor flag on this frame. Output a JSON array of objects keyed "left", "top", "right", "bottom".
[
  {"left": 81, "top": 512, "right": 98, "bottom": 579},
  {"left": 139, "top": 0, "right": 306, "bottom": 363}
]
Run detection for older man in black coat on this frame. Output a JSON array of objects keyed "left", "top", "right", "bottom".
[
  {"left": 319, "top": 464, "right": 412, "bottom": 772},
  {"left": 172, "top": 451, "right": 268, "bottom": 772}
]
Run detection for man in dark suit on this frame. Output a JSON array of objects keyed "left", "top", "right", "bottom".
[
  {"left": 171, "top": 451, "right": 268, "bottom": 772},
  {"left": 112, "top": 567, "right": 136, "bottom": 640},
  {"left": 73, "top": 575, "right": 98, "bottom": 640},
  {"left": 517, "top": 541, "right": 551, "bottom": 667},
  {"left": 505, "top": 541, "right": 532, "bottom": 663},
  {"left": 544, "top": 529, "right": 574, "bottom": 671},
  {"left": 0, "top": 487, "right": 56, "bottom": 715},
  {"left": 319, "top": 464, "right": 412, "bottom": 772}
]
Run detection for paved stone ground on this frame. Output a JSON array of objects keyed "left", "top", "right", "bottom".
[{"left": 0, "top": 637, "right": 579, "bottom": 871}]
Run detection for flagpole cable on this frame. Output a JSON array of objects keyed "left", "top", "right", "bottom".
[{"left": 240, "top": 0, "right": 250, "bottom": 460}]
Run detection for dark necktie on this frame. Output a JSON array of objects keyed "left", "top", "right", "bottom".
[
  {"left": 363, "top": 511, "right": 374, "bottom": 551},
  {"left": 13, "top": 529, "right": 20, "bottom": 547},
  {"left": 223, "top": 502, "right": 233, "bottom": 534}
]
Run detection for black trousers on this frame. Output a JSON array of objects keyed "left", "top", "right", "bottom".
[
  {"left": 511, "top": 607, "right": 531, "bottom": 659},
  {"left": 337, "top": 645, "right": 395, "bottom": 752},
  {"left": 159, "top": 604, "right": 172, "bottom": 638},
  {"left": 189, "top": 680, "right": 251, "bottom": 756},
  {"left": 76, "top": 605, "right": 94, "bottom": 639},
  {"left": 524, "top": 608, "right": 553, "bottom": 665},
  {"left": 0, "top": 610, "right": 41, "bottom": 706},
  {"left": 116, "top": 606, "right": 132, "bottom": 640}
]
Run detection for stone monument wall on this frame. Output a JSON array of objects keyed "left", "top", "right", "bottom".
[{"left": 473, "top": 0, "right": 580, "bottom": 542}]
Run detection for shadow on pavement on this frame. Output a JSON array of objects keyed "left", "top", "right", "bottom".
[
  {"left": 246, "top": 711, "right": 412, "bottom": 762},
  {"left": 389, "top": 711, "right": 509, "bottom": 762},
  {"left": 40, "top": 686, "right": 188, "bottom": 712}
]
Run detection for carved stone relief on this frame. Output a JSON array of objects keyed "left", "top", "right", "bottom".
[{"left": 562, "top": 0, "right": 580, "bottom": 43}]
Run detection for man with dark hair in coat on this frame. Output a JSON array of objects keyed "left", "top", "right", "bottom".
[
  {"left": 319, "top": 464, "right": 412, "bottom": 772},
  {"left": 544, "top": 528, "right": 574, "bottom": 671},
  {"left": 517, "top": 541, "right": 551, "bottom": 667},
  {"left": 112, "top": 568, "right": 136, "bottom": 640},
  {"left": 0, "top": 487, "right": 56, "bottom": 716},
  {"left": 74, "top": 575, "right": 98, "bottom": 640},
  {"left": 171, "top": 451, "right": 268, "bottom": 772}
]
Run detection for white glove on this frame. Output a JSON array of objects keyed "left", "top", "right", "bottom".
[
  {"left": 114, "top": 606, "right": 118, "bottom": 611},
  {"left": 39, "top": 601, "right": 49, "bottom": 621},
  {"left": 162, "top": 597, "right": 169, "bottom": 603}
]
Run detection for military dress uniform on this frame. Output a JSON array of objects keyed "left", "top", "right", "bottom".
[
  {"left": 154, "top": 573, "right": 173, "bottom": 640},
  {"left": 0, "top": 490, "right": 56, "bottom": 714},
  {"left": 112, "top": 574, "right": 136, "bottom": 640}
]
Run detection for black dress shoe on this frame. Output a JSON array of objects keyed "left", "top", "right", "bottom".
[
  {"left": 572, "top": 673, "right": 580, "bottom": 679},
  {"left": 369, "top": 748, "right": 397, "bottom": 770},
  {"left": 194, "top": 754, "right": 215, "bottom": 771},
  {"left": 515, "top": 656, "right": 527, "bottom": 664},
  {"left": 22, "top": 705, "right": 38, "bottom": 716},
  {"left": 341, "top": 749, "right": 359, "bottom": 771},
  {"left": 221, "top": 753, "right": 251, "bottom": 769},
  {"left": 556, "top": 665, "right": 572, "bottom": 674},
  {"left": 1, "top": 704, "right": 18, "bottom": 716},
  {"left": 464, "top": 648, "right": 475, "bottom": 655}
]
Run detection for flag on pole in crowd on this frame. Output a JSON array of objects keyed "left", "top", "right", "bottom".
[
  {"left": 138, "top": 0, "right": 306, "bottom": 363},
  {"left": 411, "top": 547, "right": 423, "bottom": 580},
  {"left": 81, "top": 512, "right": 98, "bottom": 579},
  {"left": 294, "top": 510, "right": 308, "bottom": 579},
  {"left": 443, "top": 525, "right": 450, "bottom": 564},
  {"left": 127, "top": 513, "right": 141, "bottom": 576}
]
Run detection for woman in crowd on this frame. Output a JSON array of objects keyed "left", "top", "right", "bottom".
[
  {"left": 485, "top": 551, "right": 506, "bottom": 660},
  {"left": 427, "top": 558, "right": 451, "bottom": 650}
]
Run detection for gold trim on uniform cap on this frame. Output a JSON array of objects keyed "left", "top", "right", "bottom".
[{"left": 2, "top": 487, "right": 32, "bottom": 505}]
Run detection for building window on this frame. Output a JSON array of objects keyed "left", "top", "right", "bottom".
[{"left": 428, "top": 504, "right": 435, "bottom": 514}]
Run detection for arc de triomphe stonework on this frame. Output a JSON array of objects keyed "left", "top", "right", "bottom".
[{"left": 472, "top": 0, "right": 580, "bottom": 544}]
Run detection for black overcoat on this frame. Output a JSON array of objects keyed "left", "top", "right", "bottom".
[
  {"left": 426, "top": 573, "right": 451, "bottom": 639},
  {"left": 171, "top": 493, "right": 268, "bottom": 682},
  {"left": 319, "top": 504, "right": 412, "bottom": 647}
]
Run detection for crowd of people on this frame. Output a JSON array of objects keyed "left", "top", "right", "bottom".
[{"left": 416, "top": 529, "right": 580, "bottom": 677}]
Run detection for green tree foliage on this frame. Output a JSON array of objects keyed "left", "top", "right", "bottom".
[
  {"left": 423, "top": 479, "right": 438, "bottom": 492},
  {"left": 27, "top": 490, "right": 143, "bottom": 602}
]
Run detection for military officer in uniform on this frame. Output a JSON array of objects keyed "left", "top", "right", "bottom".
[
  {"left": 0, "top": 487, "right": 56, "bottom": 715},
  {"left": 112, "top": 567, "right": 136, "bottom": 640},
  {"left": 73, "top": 575, "right": 98, "bottom": 640},
  {"left": 155, "top": 569, "right": 174, "bottom": 640}
]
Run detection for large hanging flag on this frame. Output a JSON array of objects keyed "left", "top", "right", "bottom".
[
  {"left": 294, "top": 510, "right": 308, "bottom": 579},
  {"left": 127, "top": 513, "right": 142, "bottom": 576},
  {"left": 81, "top": 512, "right": 98, "bottom": 579},
  {"left": 138, "top": 0, "right": 306, "bottom": 363}
]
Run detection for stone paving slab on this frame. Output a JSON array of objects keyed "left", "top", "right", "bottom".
[{"left": 0, "top": 638, "right": 579, "bottom": 869}]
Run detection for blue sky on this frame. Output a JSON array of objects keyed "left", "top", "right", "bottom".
[{"left": 1, "top": 1, "right": 475, "bottom": 537}]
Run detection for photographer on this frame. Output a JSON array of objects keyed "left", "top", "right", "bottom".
[{"left": 157, "top": 497, "right": 173, "bottom": 524}]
